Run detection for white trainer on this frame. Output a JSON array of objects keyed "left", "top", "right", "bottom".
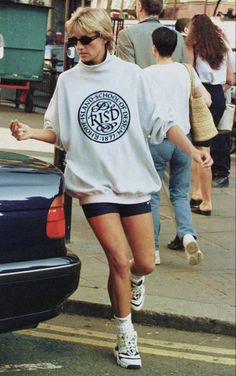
[
  {"left": 130, "top": 277, "right": 145, "bottom": 311},
  {"left": 114, "top": 331, "right": 142, "bottom": 369},
  {"left": 184, "top": 239, "right": 203, "bottom": 266},
  {"left": 155, "top": 249, "right": 161, "bottom": 265}
]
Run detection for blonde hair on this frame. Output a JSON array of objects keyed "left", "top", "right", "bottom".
[{"left": 65, "top": 7, "right": 114, "bottom": 53}]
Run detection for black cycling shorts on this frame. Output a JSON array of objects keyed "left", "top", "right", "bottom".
[{"left": 82, "top": 201, "right": 151, "bottom": 219}]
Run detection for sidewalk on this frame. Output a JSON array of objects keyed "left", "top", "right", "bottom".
[{"left": 1, "top": 105, "right": 235, "bottom": 336}]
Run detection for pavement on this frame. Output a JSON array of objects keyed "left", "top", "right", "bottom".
[{"left": 1, "top": 103, "right": 235, "bottom": 337}]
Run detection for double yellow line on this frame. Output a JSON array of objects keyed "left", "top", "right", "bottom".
[{"left": 18, "top": 323, "right": 235, "bottom": 366}]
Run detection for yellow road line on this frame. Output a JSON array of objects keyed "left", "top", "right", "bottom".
[
  {"left": 17, "top": 330, "right": 235, "bottom": 366},
  {"left": 39, "top": 323, "right": 235, "bottom": 356}
]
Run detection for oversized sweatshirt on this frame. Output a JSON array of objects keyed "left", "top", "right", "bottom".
[{"left": 44, "top": 53, "right": 174, "bottom": 205}]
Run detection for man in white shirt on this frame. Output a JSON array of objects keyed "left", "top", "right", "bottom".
[{"left": 144, "top": 27, "right": 211, "bottom": 266}]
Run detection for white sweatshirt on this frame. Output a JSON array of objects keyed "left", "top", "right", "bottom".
[{"left": 44, "top": 53, "right": 174, "bottom": 205}]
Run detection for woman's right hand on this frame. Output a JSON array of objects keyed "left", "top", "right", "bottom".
[{"left": 9, "top": 119, "right": 32, "bottom": 141}]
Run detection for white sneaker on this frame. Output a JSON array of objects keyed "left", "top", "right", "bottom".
[
  {"left": 184, "top": 237, "right": 203, "bottom": 266},
  {"left": 114, "top": 331, "right": 142, "bottom": 369},
  {"left": 130, "top": 277, "right": 145, "bottom": 311},
  {"left": 155, "top": 249, "right": 161, "bottom": 265}
]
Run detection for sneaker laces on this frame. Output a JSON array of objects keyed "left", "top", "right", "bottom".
[
  {"left": 131, "top": 281, "right": 143, "bottom": 300},
  {"left": 119, "top": 332, "right": 138, "bottom": 356}
]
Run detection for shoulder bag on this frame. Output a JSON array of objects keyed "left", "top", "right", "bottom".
[
  {"left": 217, "top": 103, "right": 235, "bottom": 133},
  {"left": 184, "top": 64, "right": 218, "bottom": 142},
  {"left": 217, "top": 53, "right": 235, "bottom": 133}
]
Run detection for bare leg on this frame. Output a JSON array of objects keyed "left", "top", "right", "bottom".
[
  {"left": 122, "top": 212, "right": 155, "bottom": 276},
  {"left": 191, "top": 160, "right": 202, "bottom": 201},
  {"left": 197, "top": 146, "right": 212, "bottom": 211},
  {"left": 87, "top": 211, "right": 155, "bottom": 318},
  {"left": 87, "top": 212, "right": 149, "bottom": 370},
  {"left": 87, "top": 213, "right": 130, "bottom": 317}
]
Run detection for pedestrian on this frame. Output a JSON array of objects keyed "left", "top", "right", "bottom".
[
  {"left": 116, "top": 0, "right": 187, "bottom": 67},
  {"left": 211, "top": 20, "right": 236, "bottom": 186},
  {"left": 46, "top": 29, "right": 56, "bottom": 45},
  {"left": 143, "top": 27, "right": 211, "bottom": 265},
  {"left": 224, "top": 8, "right": 236, "bottom": 20},
  {"left": 9, "top": 7, "right": 212, "bottom": 370},
  {"left": 175, "top": 17, "right": 190, "bottom": 40},
  {"left": 186, "top": 15, "right": 234, "bottom": 212},
  {"left": 117, "top": 0, "right": 188, "bottom": 261}
]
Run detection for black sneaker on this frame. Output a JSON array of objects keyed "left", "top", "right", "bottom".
[
  {"left": 212, "top": 176, "right": 229, "bottom": 188},
  {"left": 167, "top": 235, "right": 184, "bottom": 251}
]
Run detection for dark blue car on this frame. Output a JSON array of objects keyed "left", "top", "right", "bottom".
[{"left": 0, "top": 151, "right": 81, "bottom": 333}]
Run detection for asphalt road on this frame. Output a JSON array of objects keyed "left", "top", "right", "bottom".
[{"left": 0, "top": 314, "right": 235, "bottom": 376}]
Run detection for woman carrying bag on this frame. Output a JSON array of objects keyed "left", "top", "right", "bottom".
[{"left": 186, "top": 14, "right": 234, "bottom": 215}]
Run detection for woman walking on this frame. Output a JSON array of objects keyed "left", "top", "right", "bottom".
[
  {"left": 186, "top": 14, "right": 234, "bottom": 214},
  {"left": 10, "top": 8, "right": 212, "bottom": 369}
]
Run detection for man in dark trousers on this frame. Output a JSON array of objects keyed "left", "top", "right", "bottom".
[{"left": 117, "top": 0, "right": 187, "bottom": 67}]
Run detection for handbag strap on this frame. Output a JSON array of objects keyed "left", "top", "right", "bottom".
[{"left": 183, "top": 63, "right": 195, "bottom": 97}]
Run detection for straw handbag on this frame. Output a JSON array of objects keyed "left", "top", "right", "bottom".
[
  {"left": 217, "top": 103, "right": 235, "bottom": 133},
  {"left": 184, "top": 64, "right": 218, "bottom": 142}
]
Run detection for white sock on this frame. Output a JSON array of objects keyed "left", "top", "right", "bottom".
[
  {"left": 183, "top": 234, "right": 196, "bottom": 247},
  {"left": 114, "top": 313, "right": 134, "bottom": 333},
  {"left": 130, "top": 273, "right": 145, "bottom": 283}
]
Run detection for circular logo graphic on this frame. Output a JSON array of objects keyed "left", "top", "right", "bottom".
[{"left": 78, "top": 91, "right": 130, "bottom": 143}]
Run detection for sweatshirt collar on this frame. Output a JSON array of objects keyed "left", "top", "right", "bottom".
[{"left": 78, "top": 52, "right": 113, "bottom": 72}]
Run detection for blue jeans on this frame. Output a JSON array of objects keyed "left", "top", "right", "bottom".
[{"left": 149, "top": 137, "right": 196, "bottom": 249}]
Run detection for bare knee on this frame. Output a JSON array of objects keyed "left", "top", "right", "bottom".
[
  {"left": 141, "top": 261, "right": 155, "bottom": 275},
  {"left": 108, "top": 254, "right": 130, "bottom": 278},
  {"left": 133, "top": 257, "right": 155, "bottom": 276}
]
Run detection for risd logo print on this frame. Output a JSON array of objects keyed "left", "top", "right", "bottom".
[{"left": 78, "top": 91, "right": 130, "bottom": 143}]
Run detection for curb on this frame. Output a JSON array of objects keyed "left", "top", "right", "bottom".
[{"left": 63, "top": 300, "right": 236, "bottom": 338}]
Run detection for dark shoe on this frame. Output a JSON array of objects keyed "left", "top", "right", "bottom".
[
  {"left": 191, "top": 207, "right": 211, "bottom": 216},
  {"left": 212, "top": 176, "right": 229, "bottom": 188},
  {"left": 190, "top": 198, "right": 203, "bottom": 208},
  {"left": 167, "top": 235, "right": 184, "bottom": 251}
]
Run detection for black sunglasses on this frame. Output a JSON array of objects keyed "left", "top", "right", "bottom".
[{"left": 69, "top": 34, "right": 100, "bottom": 46}]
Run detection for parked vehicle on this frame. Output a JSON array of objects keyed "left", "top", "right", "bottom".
[
  {"left": 44, "top": 44, "right": 79, "bottom": 73},
  {"left": 44, "top": 44, "right": 64, "bottom": 74},
  {"left": 31, "top": 45, "right": 78, "bottom": 106},
  {"left": 0, "top": 151, "right": 81, "bottom": 334}
]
